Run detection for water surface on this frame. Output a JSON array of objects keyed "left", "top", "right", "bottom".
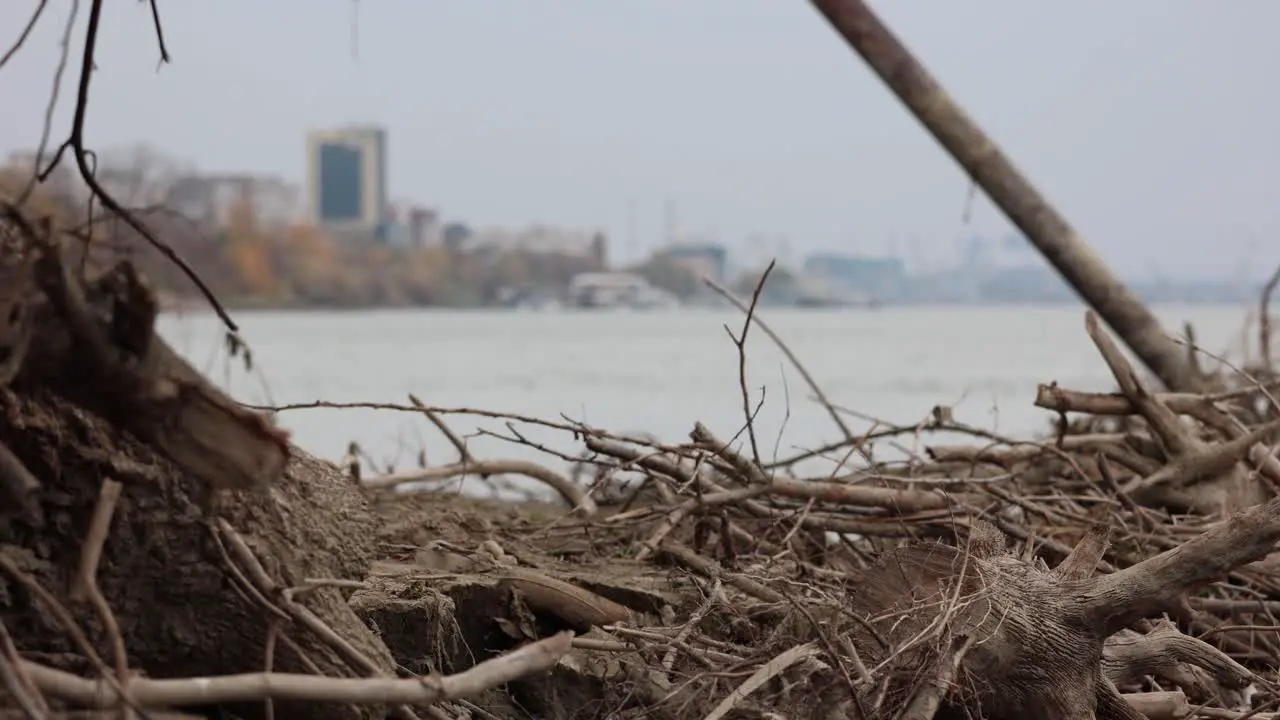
[{"left": 157, "top": 304, "right": 1255, "bottom": 478}]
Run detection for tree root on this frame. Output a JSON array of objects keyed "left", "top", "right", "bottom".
[
  {"left": 1104, "top": 619, "right": 1254, "bottom": 709},
  {"left": 845, "top": 501, "right": 1280, "bottom": 719}
]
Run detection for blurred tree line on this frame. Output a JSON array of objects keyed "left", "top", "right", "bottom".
[
  {"left": 138, "top": 204, "right": 608, "bottom": 308},
  {"left": 0, "top": 157, "right": 609, "bottom": 309},
  {"left": 2, "top": 144, "right": 794, "bottom": 310}
]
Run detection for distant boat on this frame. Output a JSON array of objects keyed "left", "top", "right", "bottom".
[{"left": 568, "top": 272, "right": 682, "bottom": 310}]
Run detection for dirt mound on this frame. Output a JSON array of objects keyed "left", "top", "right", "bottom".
[{"left": 0, "top": 389, "right": 390, "bottom": 720}]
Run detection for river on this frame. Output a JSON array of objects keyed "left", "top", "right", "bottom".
[{"left": 156, "top": 304, "right": 1257, "bottom": 480}]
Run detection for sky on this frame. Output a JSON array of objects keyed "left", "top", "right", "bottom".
[{"left": 1, "top": 1, "right": 1278, "bottom": 279}]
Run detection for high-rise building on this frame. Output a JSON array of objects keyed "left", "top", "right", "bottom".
[{"left": 306, "top": 125, "right": 388, "bottom": 240}]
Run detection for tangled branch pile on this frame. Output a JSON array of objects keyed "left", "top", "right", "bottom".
[{"left": 3, "top": 209, "right": 1280, "bottom": 720}]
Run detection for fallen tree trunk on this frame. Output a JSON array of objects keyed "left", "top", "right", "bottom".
[{"left": 0, "top": 237, "right": 396, "bottom": 720}]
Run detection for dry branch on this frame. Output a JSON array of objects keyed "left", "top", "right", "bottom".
[
  {"left": 498, "top": 568, "right": 633, "bottom": 632},
  {"left": 1083, "top": 310, "right": 1269, "bottom": 512},
  {"left": 19, "top": 632, "right": 572, "bottom": 709},
  {"left": 1082, "top": 495, "right": 1280, "bottom": 633},
  {"left": 1104, "top": 620, "right": 1253, "bottom": 706},
  {"left": 701, "top": 642, "right": 820, "bottom": 720},
  {"left": 363, "top": 458, "right": 596, "bottom": 516}
]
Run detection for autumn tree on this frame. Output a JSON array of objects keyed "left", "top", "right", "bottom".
[
  {"left": 224, "top": 196, "right": 280, "bottom": 298},
  {"left": 278, "top": 222, "right": 344, "bottom": 304},
  {"left": 401, "top": 245, "right": 452, "bottom": 303}
]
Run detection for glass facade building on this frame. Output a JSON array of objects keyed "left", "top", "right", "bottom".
[
  {"left": 307, "top": 126, "right": 388, "bottom": 239},
  {"left": 316, "top": 142, "right": 364, "bottom": 222}
]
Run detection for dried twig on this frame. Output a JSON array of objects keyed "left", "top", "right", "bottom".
[
  {"left": 36, "top": 0, "right": 234, "bottom": 331},
  {"left": 19, "top": 632, "right": 573, "bottom": 708},
  {"left": 723, "top": 258, "right": 774, "bottom": 469},
  {"left": 70, "top": 479, "right": 129, "bottom": 715},
  {"left": 1260, "top": 263, "right": 1280, "bottom": 370},
  {"left": 0, "top": 0, "right": 48, "bottom": 72},
  {"left": 701, "top": 642, "right": 820, "bottom": 720},
  {"left": 410, "top": 393, "right": 475, "bottom": 465},
  {"left": 363, "top": 458, "right": 596, "bottom": 516},
  {"left": 702, "top": 273, "right": 860, "bottom": 449}
]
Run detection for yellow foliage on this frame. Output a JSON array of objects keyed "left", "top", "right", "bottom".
[
  {"left": 405, "top": 246, "right": 450, "bottom": 286},
  {"left": 224, "top": 198, "right": 278, "bottom": 296},
  {"left": 277, "top": 222, "right": 348, "bottom": 302}
]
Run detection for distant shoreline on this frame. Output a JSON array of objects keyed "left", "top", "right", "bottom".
[{"left": 159, "top": 297, "right": 1255, "bottom": 316}]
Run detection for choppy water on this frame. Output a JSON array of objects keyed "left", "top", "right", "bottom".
[{"left": 156, "top": 304, "right": 1256, "bottom": 480}]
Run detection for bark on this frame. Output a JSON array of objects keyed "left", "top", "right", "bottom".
[
  {"left": 846, "top": 508, "right": 1277, "bottom": 720},
  {"left": 1103, "top": 620, "right": 1253, "bottom": 707},
  {"left": 0, "top": 247, "right": 394, "bottom": 720}
]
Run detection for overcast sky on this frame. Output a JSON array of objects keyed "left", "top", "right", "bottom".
[{"left": 1, "top": 0, "right": 1277, "bottom": 278}]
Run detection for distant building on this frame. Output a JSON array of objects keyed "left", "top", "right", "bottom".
[
  {"left": 383, "top": 203, "right": 440, "bottom": 248},
  {"left": 165, "top": 173, "right": 300, "bottom": 229},
  {"left": 306, "top": 125, "right": 388, "bottom": 240},
  {"left": 803, "top": 253, "right": 907, "bottom": 301},
  {"left": 660, "top": 243, "right": 728, "bottom": 283},
  {"left": 466, "top": 226, "right": 606, "bottom": 267},
  {"left": 407, "top": 206, "right": 440, "bottom": 247}
]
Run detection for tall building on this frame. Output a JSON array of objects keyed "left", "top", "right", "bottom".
[{"left": 306, "top": 125, "right": 388, "bottom": 240}]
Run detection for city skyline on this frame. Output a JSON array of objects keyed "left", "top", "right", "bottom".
[
  {"left": 3, "top": 135, "right": 1265, "bottom": 308},
  {"left": 4, "top": 134, "right": 1273, "bottom": 292},
  {"left": 2, "top": 1, "right": 1279, "bottom": 279}
]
